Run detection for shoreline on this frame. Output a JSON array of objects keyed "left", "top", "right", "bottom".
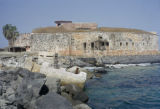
[{"left": 0, "top": 51, "right": 160, "bottom": 109}]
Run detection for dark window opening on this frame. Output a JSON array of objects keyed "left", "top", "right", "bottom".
[
  {"left": 106, "top": 42, "right": 109, "bottom": 46},
  {"left": 126, "top": 42, "right": 128, "bottom": 46},
  {"left": 98, "top": 36, "right": 102, "bottom": 39},
  {"left": 40, "top": 55, "right": 44, "bottom": 57},
  {"left": 57, "top": 23, "right": 61, "bottom": 26},
  {"left": 10, "top": 47, "right": 26, "bottom": 52},
  {"left": 91, "top": 42, "right": 94, "bottom": 50},
  {"left": 132, "top": 42, "right": 134, "bottom": 46},
  {"left": 101, "top": 42, "right": 105, "bottom": 46},
  {"left": 120, "top": 42, "right": 122, "bottom": 46},
  {"left": 83, "top": 42, "right": 86, "bottom": 50},
  {"left": 46, "top": 56, "right": 53, "bottom": 57}
]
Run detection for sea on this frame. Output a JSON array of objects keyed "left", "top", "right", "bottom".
[{"left": 85, "top": 63, "right": 160, "bottom": 109}]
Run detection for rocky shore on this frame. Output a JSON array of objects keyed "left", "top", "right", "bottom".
[
  {"left": 1, "top": 52, "right": 160, "bottom": 109},
  {"left": 0, "top": 68, "right": 92, "bottom": 109},
  {"left": 0, "top": 52, "right": 93, "bottom": 109}
]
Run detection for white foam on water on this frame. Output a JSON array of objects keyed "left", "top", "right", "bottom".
[{"left": 105, "top": 63, "right": 151, "bottom": 69}]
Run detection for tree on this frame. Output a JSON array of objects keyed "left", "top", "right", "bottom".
[{"left": 2, "top": 24, "right": 19, "bottom": 51}]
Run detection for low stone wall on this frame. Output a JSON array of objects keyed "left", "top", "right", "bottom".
[{"left": 78, "top": 55, "right": 160, "bottom": 65}]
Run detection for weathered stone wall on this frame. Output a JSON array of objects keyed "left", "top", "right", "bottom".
[
  {"left": 70, "top": 32, "right": 159, "bottom": 57},
  {"left": 62, "top": 23, "right": 97, "bottom": 30},
  {"left": 14, "top": 33, "right": 31, "bottom": 47},
  {"left": 30, "top": 33, "right": 71, "bottom": 56},
  {"left": 15, "top": 32, "right": 159, "bottom": 57}
]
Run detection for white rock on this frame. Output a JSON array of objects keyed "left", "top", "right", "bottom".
[
  {"left": 40, "top": 63, "right": 87, "bottom": 88},
  {"left": 73, "top": 104, "right": 92, "bottom": 109}
]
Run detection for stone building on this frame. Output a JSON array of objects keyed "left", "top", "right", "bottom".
[
  {"left": 13, "top": 21, "right": 159, "bottom": 58},
  {"left": 54, "top": 20, "right": 97, "bottom": 31}
]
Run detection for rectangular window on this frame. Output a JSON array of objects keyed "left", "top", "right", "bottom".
[
  {"left": 120, "top": 42, "right": 122, "bottom": 46},
  {"left": 83, "top": 42, "right": 86, "bottom": 50},
  {"left": 101, "top": 42, "right": 105, "bottom": 46},
  {"left": 91, "top": 42, "right": 94, "bottom": 50},
  {"left": 106, "top": 42, "right": 109, "bottom": 46},
  {"left": 126, "top": 42, "right": 128, "bottom": 46}
]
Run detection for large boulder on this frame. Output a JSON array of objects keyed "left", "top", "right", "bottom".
[
  {"left": 65, "top": 84, "right": 82, "bottom": 95},
  {"left": 62, "top": 84, "right": 89, "bottom": 103},
  {"left": 40, "top": 62, "right": 87, "bottom": 88},
  {"left": 35, "top": 92, "right": 73, "bottom": 109},
  {"left": 72, "top": 91, "right": 89, "bottom": 103},
  {"left": 0, "top": 68, "right": 47, "bottom": 109},
  {"left": 45, "top": 77, "right": 61, "bottom": 93}
]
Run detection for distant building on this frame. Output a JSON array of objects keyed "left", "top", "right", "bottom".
[
  {"left": 11, "top": 21, "right": 159, "bottom": 57},
  {"left": 54, "top": 20, "right": 98, "bottom": 31}
]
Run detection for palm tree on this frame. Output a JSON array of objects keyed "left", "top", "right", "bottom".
[{"left": 2, "top": 24, "right": 19, "bottom": 51}]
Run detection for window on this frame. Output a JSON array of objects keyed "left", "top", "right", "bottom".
[
  {"left": 57, "top": 23, "right": 61, "bottom": 26},
  {"left": 101, "top": 42, "right": 105, "bottom": 46},
  {"left": 83, "top": 43, "right": 86, "bottom": 50},
  {"left": 106, "top": 42, "right": 109, "bottom": 46},
  {"left": 120, "top": 42, "right": 122, "bottom": 46},
  {"left": 143, "top": 42, "right": 145, "bottom": 46},
  {"left": 98, "top": 36, "right": 102, "bottom": 39},
  {"left": 132, "top": 42, "right": 134, "bottom": 46},
  {"left": 91, "top": 42, "right": 94, "bottom": 50},
  {"left": 126, "top": 42, "right": 128, "bottom": 46}
]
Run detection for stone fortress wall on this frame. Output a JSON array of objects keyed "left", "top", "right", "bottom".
[{"left": 13, "top": 31, "right": 159, "bottom": 58}]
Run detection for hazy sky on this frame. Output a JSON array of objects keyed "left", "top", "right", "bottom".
[{"left": 0, "top": 0, "right": 160, "bottom": 48}]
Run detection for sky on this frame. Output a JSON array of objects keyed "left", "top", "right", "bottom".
[{"left": 0, "top": 0, "right": 160, "bottom": 48}]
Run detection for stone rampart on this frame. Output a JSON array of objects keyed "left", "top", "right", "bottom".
[{"left": 15, "top": 31, "right": 159, "bottom": 58}]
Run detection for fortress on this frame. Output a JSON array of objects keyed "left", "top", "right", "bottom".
[{"left": 11, "top": 21, "right": 160, "bottom": 64}]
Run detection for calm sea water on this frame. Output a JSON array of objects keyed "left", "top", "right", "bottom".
[{"left": 85, "top": 64, "right": 160, "bottom": 109}]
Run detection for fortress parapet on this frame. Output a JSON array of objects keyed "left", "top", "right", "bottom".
[{"left": 54, "top": 20, "right": 97, "bottom": 31}]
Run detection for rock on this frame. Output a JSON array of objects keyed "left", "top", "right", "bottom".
[
  {"left": 61, "top": 92, "right": 73, "bottom": 103},
  {"left": 61, "top": 92, "right": 83, "bottom": 106},
  {"left": 94, "top": 73, "right": 102, "bottom": 78},
  {"left": 0, "top": 63, "right": 3, "bottom": 70},
  {"left": 31, "top": 62, "right": 41, "bottom": 72},
  {"left": 15, "top": 69, "right": 46, "bottom": 108},
  {"left": 60, "top": 86, "right": 66, "bottom": 92},
  {"left": 35, "top": 92, "right": 73, "bottom": 109},
  {"left": 73, "top": 91, "right": 89, "bottom": 103},
  {"left": 45, "top": 77, "right": 61, "bottom": 93},
  {"left": 23, "top": 57, "right": 33, "bottom": 71},
  {"left": 72, "top": 59, "right": 93, "bottom": 67},
  {"left": 65, "top": 84, "right": 82, "bottom": 95},
  {"left": 62, "top": 84, "right": 88, "bottom": 103},
  {"left": 0, "top": 85, "right": 2, "bottom": 95},
  {"left": 73, "top": 104, "right": 92, "bottom": 109},
  {"left": 40, "top": 63, "right": 87, "bottom": 88},
  {"left": 94, "top": 67, "right": 107, "bottom": 74},
  {"left": 0, "top": 68, "right": 47, "bottom": 109}
]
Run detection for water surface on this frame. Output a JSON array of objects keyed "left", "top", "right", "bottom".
[{"left": 85, "top": 64, "right": 160, "bottom": 109}]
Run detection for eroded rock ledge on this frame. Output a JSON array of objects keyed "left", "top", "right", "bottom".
[{"left": 0, "top": 67, "right": 91, "bottom": 109}]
